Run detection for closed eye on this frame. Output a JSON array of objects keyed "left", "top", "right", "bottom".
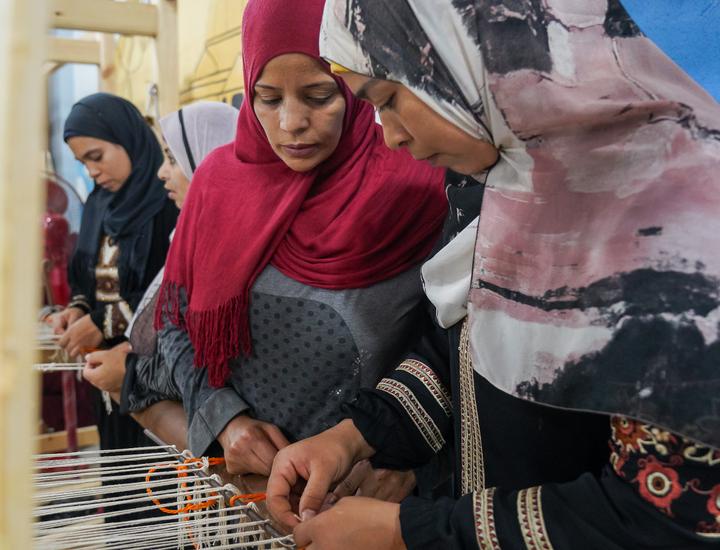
[
  {"left": 378, "top": 93, "right": 396, "bottom": 113},
  {"left": 259, "top": 97, "right": 282, "bottom": 105},
  {"left": 307, "top": 94, "right": 334, "bottom": 105}
]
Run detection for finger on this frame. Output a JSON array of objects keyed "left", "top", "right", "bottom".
[
  {"left": 52, "top": 320, "right": 66, "bottom": 334},
  {"left": 85, "top": 351, "right": 104, "bottom": 367},
  {"left": 299, "top": 466, "right": 336, "bottom": 518},
  {"left": 293, "top": 515, "right": 317, "bottom": 548},
  {"left": 264, "top": 425, "right": 291, "bottom": 451},
  {"left": 247, "top": 448, "right": 272, "bottom": 476},
  {"left": 253, "top": 438, "right": 279, "bottom": 473},
  {"left": 69, "top": 344, "right": 82, "bottom": 359},
  {"left": 332, "top": 460, "right": 369, "bottom": 499},
  {"left": 319, "top": 493, "right": 338, "bottom": 512},
  {"left": 224, "top": 448, "right": 265, "bottom": 476},
  {"left": 58, "top": 332, "right": 70, "bottom": 348},
  {"left": 266, "top": 457, "right": 301, "bottom": 528},
  {"left": 82, "top": 365, "right": 98, "bottom": 385}
]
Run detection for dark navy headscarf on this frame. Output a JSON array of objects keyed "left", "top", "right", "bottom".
[{"left": 64, "top": 93, "right": 172, "bottom": 307}]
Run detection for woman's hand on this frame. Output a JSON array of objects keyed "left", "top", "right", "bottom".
[
  {"left": 48, "top": 307, "right": 85, "bottom": 335},
  {"left": 267, "top": 419, "right": 375, "bottom": 529},
  {"left": 217, "top": 414, "right": 290, "bottom": 476},
  {"left": 83, "top": 342, "right": 131, "bottom": 393},
  {"left": 333, "top": 460, "right": 416, "bottom": 503},
  {"left": 293, "top": 496, "right": 406, "bottom": 550},
  {"left": 58, "top": 314, "right": 103, "bottom": 357}
]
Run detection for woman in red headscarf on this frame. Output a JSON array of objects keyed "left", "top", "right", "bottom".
[{"left": 153, "top": 0, "right": 446, "bottom": 496}]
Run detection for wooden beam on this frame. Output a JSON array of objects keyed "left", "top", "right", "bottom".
[
  {"left": 0, "top": 0, "right": 47, "bottom": 547},
  {"left": 37, "top": 426, "right": 100, "bottom": 454},
  {"left": 43, "top": 60, "right": 62, "bottom": 76},
  {"left": 50, "top": 0, "right": 158, "bottom": 37},
  {"left": 156, "top": 0, "right": 179, "bottom": 115},
  {"left": 47, "top": 36, "right": 100, "bottom": 65},
  {"left": 98, "top": 33, "right": 117, "bottom": 93}
]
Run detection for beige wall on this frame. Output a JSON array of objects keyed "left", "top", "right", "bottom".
[{"left": 113, "top": 0, "right": 246, "bottom": 116}]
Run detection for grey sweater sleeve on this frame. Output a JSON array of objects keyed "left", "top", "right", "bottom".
[{"left": 157, "top": 291, "right": 250, "bottom": 456}]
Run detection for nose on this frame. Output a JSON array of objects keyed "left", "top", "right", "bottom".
[
  {"left": 279, "top": 98, "right": 310, "bottom": 135},
  {"left": 157, "top": 159, "right": 171, "bottom": 182},
  {"left": 379, "top": 112, "right": 411, "bottom": 151},
  {"left": 87, "top": 163, "right": 102, "bottom": 179}
]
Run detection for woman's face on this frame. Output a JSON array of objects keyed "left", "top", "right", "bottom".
[
  {"left": 157, "top": 144, "right": 191, "bottom": 209},
  {"left": 253, "top": 53, "right": 346, "bottom": 172},
  {"left": 66, "top": 136, "right": 132, "bottom": 193},
  {"left": 339, "top": 72, "right": 498, "bottom": 176}
]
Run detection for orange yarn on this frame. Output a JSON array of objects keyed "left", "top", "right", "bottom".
[
  {"left": 229, "top": 492, "right": 266, "bottom": 506},
  {"left": 145, "top": 457, "right": 225, "bottom": 515}
]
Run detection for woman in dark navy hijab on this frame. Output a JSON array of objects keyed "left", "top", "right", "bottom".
[{"left": 49, "top": 92, "right": 177, "bottom": 452}]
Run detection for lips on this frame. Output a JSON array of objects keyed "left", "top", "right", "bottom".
[
  {"left": 281, "top": 143, "right": 319, "bottom": 159},
  {"left": 416, "top": 153, "right": 440, "bottom": 166}
]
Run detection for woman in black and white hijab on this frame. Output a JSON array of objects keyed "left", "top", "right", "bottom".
[{"left": 267, "top": 2, "right": 720, "bottom": 549}]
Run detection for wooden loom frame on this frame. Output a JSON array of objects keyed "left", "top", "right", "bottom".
[
  {"left": 0, "top": 0, "right": 48, "bottom": 547},
  {"left": 0, "top": 1, "right": 179, "bottom": 546},
  {"left": 46, "top": 0, "right": 180, "bottom": 115},
  {"left": 39, "top": 0, "right": 180, "bottom": 455}
]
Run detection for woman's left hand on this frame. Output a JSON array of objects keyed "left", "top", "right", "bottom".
[
  {"left": 83, "top": 342, "right": 131, "bottom": 393},
  {"left": 332, "top": 460, "right": 416, "bottom": 503},
  {"left": 58, "top": 314, "right": 103, "bottom": 358},
  {"left": 293, "top": 496, "right": 406, "bottom": 550}
]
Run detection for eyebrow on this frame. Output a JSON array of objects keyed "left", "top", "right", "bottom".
[
  {"left": 355, "top": 78, "right": 383, "bottom": 101},
  {"left": 254, "top": 82, "right": 337, "bottom": 91}
]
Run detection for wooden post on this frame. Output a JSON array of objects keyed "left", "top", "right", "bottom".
[
  {"left": 0, "top": 0, "right": 47, "bottom": 547},
  {"left": 99, "top": 33, "right": 117, "bottom": 94},
  {"left": 156, "top": 0, "right": 179, "bottom": 115}
]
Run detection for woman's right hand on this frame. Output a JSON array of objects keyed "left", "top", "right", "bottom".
[
  {"left": 48, "top": 307, "right": 85, "bottom": 335},
  {"left": 267, "top": 418, "right": 375, "bottom": 529},
  {"left": 217, "top": 414, "right": 291, "bottom": 476}
]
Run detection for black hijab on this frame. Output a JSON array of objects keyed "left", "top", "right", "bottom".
[{"left": 64, "top": 93, "right": 174, "bottom": 308}]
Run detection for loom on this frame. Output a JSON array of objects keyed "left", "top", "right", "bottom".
[{"left": 34, "top": 431, "right": 296, "bottom": 549}]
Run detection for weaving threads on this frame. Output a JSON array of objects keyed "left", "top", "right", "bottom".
[{"left": 34, "top": 445, "right": 294, "bottom": 549}]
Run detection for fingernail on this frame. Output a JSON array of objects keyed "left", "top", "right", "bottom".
[
  {"left": 301, "top": 509, "right": 316, "bottom": 522},
  {"left": 324, "top": 493, "right": 338, "bottom": 506}
]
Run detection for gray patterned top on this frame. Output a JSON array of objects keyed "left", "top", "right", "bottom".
[{"left": 158, "top": 264, "right": 424, "bottom": 456}]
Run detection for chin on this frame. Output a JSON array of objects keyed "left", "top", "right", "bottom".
[
  {"left": 448, "top": 159, "right": 486, "bottom": 176},
  {"left": 280, "top": 155, "right": 323, "bottom": 173}
]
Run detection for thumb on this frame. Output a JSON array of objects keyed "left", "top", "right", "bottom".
[{"left": 117, "top": 341, "right": 132, "bottom": 353}]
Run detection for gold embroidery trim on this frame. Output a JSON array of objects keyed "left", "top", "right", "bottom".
[
  {"left": 459, "top": 318, "right": 485, "bottom": 493},
  {"left": 103, "top": 304, "right": 115, "bottom": 339},
  {"left": 474, "top": 488, "right": 501, "bottom": 550},
  {"left": 397, "top": 359, "right": 452, "bottom": 416},
  {"left": 517, "top": 486, "right": 554, "bottom": 550},
  {"left": 377, "top": 378, "right": 445, "bottom": 452},
  {"left": 118, "top": 301, "right": 133, "bottom": 323}
]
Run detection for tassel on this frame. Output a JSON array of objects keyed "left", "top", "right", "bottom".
[{"left": 155, "top": 281, "right": 253, "bottom": 387}]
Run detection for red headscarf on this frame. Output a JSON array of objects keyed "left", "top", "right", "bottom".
[{"left": 157, "top": 0, "right": 446, "bottom": 387}]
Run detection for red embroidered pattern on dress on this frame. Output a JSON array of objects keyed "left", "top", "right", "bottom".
[{"left": 609, "top": 415, "right": 720, "bottom": 536}]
